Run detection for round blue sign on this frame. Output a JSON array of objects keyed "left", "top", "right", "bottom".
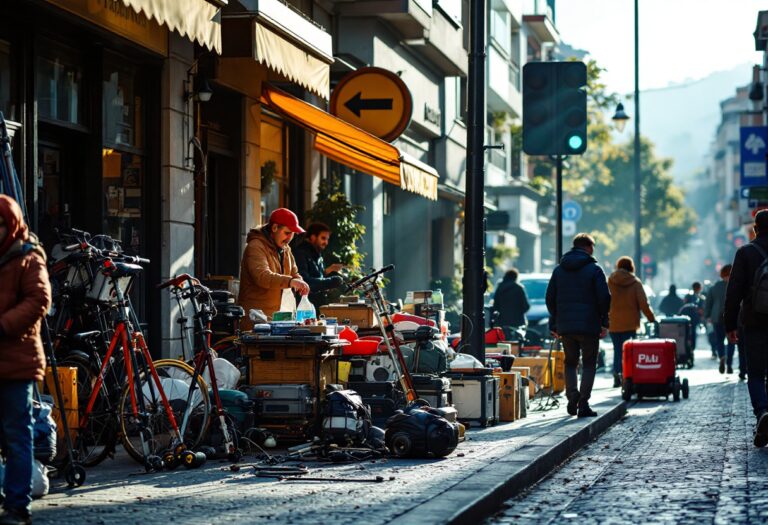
[{"left": 562, "top": 201, "right": 582, "bottom": 222}]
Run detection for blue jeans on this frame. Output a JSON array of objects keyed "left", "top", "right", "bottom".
[
  {"left": 743, "top": 327, "right": 768, "bottom": 418},
  {"left": 610, "top": 331, "right": 635, "bottom": 375},
  {"left": 0, "top": 380, "right": 33, "bottom": 513},
  {"left": 713, "top": 322, "right": 736, "bottom": 366}
]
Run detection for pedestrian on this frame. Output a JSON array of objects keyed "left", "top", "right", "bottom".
[
  {"left": 607, "top": 256, "right": 656, "bottom": 388},
  {"left": 724, "top": 209, "right": 768, "bottom": 447},
  {"left": 658, "top": 284, "right": 684, "bottom": 317},
  {"left": 237, "top": 208, "right": 310, "bottom": 325},
  {"left": 0, "top": 195, "right": 52, "bottom": 525},
  {"left": 678, "top": 282, "right": 703, "bottom": 353},
  {"left": 546, "top": 233, "right": 611, "bottom": 417},
  {"left": 292, "top": 222, "right": 345, "bottom": 308},
  {"left": 704, "top": 265, "right": 735, "bottom": 374},
  {"left": 491, "top": 268, "right": 530, "bottom": 331}
]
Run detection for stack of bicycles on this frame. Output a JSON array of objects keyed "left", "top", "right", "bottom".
[{"left": 47, "top": 229, "right": 210, "bottom": 472}]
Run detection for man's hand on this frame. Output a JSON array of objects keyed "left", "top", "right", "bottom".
[
  {"left": 290, "top": 278, "right": 310, "bottom": 296},
  {"left": 325, "top": 263, "right": 344, "bottom": 274},
  {"left": 727, "top": 330, "right": 739, "bottom": 344},
  {"left": 600, "top": 327, "right": 608, "bottom": 339}
]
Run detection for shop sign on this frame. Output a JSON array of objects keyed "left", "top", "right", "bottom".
[
  {"left": 330, "top": 67, "right": 413, "bottom": 142},
  {"left": 47, "top": 0, "right": 168, "bottom": 56}
]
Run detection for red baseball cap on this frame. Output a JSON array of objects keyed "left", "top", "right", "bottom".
[{"left": 269, "top": 208, "right": 305, "bottom": 233}]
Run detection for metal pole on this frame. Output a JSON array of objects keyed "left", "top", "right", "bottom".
[
  {"left": 461, "top": 0, "right": 487, "bottom": 362},
  {"left": 633, "top": 0, "right": 642, "bottom": 274},
  {"left": 556, "top": 156, "right": 563, "bottom": 262}
]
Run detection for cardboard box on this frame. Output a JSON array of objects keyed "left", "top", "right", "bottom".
[
  {"left": 39, "top": 367, "right": 78, "bottom": 442},
  {"left": 509, "top": 365, "right": 534, "bottom": 397},
  {"left": 513, "top": 357, "right": 552, "bottom": 394},
  {"left": 537, "top": 349, "right": 565, "bottom": 394},
  {"left": 319, "top": 304, "right": 377, "bottom": 328},
  {"left": 498, "top": 371, "right": 520, "bottom": 421}
]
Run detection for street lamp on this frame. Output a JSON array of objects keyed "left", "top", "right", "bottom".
[
  {"left": 611, "top": 103, "right": 629, "bottom": 133},
  {"left": 631, "top": 0, "right": 642, "bottom": 276}
]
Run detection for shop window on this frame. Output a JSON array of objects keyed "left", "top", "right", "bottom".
[
  {"left": 103, "top": 61, "right": 142, "bottom": 149},
  {"left": 102, "top": 148, "right": 144, "bottom": 254},
  {"left": 0, "top": 39, "right": 14, "bottom": 120},
  {"left": 36, "top": 48, "right": 83, "bottom": 125},
  {"left": 260, "top": 114, "right": 287, "bottom": 223}
]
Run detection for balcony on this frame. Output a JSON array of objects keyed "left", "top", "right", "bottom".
[
  {"left": 522, "top": 13, "right": 559, "bottom": 44},
  {"left": 487, "top": 45, "right": 522, "bottom": 118},
  {"left": 334, "top": 0, "right": 433, "bottom": 40}
]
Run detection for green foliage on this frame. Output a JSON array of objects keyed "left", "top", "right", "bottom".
[
  {"left": 305, "top": 175, "right": 367, "bottom": 283},
  {"left": 261, "top": 160, "right": 277, "bottom": 193},
  {"left": 487, "top": 245, "right": 520, "bottom": 277}
]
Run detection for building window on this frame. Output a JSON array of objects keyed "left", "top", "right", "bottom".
[
  {"left": 490, "top": 9, "right": 511, "bottom": 56},
  {"left": 260, "top": 114, "right": 287, "bottom": 223},
  {"left": 36, "top": 46, "right": 83, "bottom": 125},
  {"left": 103, "top": 61, "right": 143, "bottom": 149},
  {"left": 436, "top": 0, "right": 462, "bottom": 25}
]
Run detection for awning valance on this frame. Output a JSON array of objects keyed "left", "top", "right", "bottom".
[
  {"left": 121, "top": 0, "right": 223, "bottom": 53},
  {"left": 260, "top": 85, "right": 438, "bottom": 200}
]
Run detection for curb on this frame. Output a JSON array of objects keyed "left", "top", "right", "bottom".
[{"left": 388, "top": 399, "right": 628, "bottom": 525}]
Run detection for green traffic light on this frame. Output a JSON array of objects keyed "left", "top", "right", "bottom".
[{"left": 567, "top": 134, "right": 584, "bottom": 151}]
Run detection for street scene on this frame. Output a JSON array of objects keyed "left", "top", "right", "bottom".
[{"left": 1, "top": 0, "right": 768, "bottom": 524}]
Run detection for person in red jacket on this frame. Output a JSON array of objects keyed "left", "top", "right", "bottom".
[{"left": 0, "top": 195, "right": 51, "bottom": 525}]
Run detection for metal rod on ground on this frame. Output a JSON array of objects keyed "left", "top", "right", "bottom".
[
  {"left": 556, "top": 156, "right": 564, "bottom": 261},
  {"left": 461, "top": 0, "right": 487, "bottom": 362}
]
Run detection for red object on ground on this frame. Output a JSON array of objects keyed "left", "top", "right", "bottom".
[{"left": 622, "top": 339, "right": 677, "bottom": 384}]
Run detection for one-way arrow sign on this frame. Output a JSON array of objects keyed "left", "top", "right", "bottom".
[{"left": 344, "top": 92, "right": 393, "bottom": 117}]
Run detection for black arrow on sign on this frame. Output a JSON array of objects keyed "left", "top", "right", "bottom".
[{"left": 344, "top": 92, "right": 393, "bottom": 117}]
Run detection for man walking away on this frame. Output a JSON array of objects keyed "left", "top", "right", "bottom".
[
  {"left": 607, "top": 256, "right": 656, "bottom": 388},
  {"left": 659, "top": 284, "right": 684, "bottom": 317},
  {"left": 292, "top": 223, "right": 345, "bottom": 308},
  {"left": 678, "top": 282, "right": 703, "bottom": 355},
  {"left": 546, "top": 233, "right": 611, "bottom": 418},
  {"left": 704, "top": 265, "right": 735, "bottom": 374},
  {"left": 724, "top": 210, "right": 768, "bottom": 447},
  {"left": 491, "top": 268, "right": 530, "bottom": 331}
]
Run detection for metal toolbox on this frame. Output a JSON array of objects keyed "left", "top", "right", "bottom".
[
  {"left": 240, "top": 384, "right": 314, "bottom": 419},
  {"left": 445, "top": 373, "right": 499, "bottom": 427},
  {"left": 412, "top": 374, "right": 452, "bottom": 408}
]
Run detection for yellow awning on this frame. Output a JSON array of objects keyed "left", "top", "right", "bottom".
[
  {"left": 260, "top": 85, "right": 438, "bottom": 200},
  {"left": 121, "top": 0, "right": 223, "bottom": 53},
  {"left": 254, "top": 22, "right": 330, "bottom": 100}
]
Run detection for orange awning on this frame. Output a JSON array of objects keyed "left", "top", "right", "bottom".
[
  {"left": 260, "top": 84, "right": 440, "bottom": 200},
  {"left": 260, "top": 84, "right": 401, "bottom": 186}
]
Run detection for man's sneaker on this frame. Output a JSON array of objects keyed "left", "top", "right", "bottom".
[
  {"left": 719, "top": 358, "right": 725, "bottom": 374},
  {"left": 612, "top": 374, "right": 621, "bottom": 388},
  {"left": 577, "top": 406, "right": 598, "bottom": 418},
  {"left": 754, "top": 412, "right": 768, "bottom": 448},
  {"left": 0, "top": 508, "right": 32, "bottom": 525},
  {"left": 740, "top": 373, "right": 747, "bottom": 381},
  {"left": 727, "top": 366, "right": 734, "bottom": 374},
  {"left": 567, "top": 397, "right": 579, "bottom": 416}
]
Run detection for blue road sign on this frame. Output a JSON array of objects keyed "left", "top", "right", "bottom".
[
  {"left": 740, "top": 126, "right": 768, "bottom": 188},
  {"left": 562, "top": 200, "right": 582, "bottom": 222}
]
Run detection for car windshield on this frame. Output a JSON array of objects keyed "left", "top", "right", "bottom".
[{"left": 520, "top": 279, "right": 548, "bottom": 302}]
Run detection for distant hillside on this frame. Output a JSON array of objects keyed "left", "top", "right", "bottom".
[{"left": 635, "top": 63, "right": 753, "bottom": 183}]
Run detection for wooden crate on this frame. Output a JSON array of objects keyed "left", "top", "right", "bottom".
[
  {"left": 509, "top": 366, "right": 533, "bottom": 397},
  {"left": 39, "top": 367, "right": 78, "bottom": 442},
  {"left": 512, "top": 357, "right": 552, "bottom": 394},
  {"left": 498, "top": 371, "right": 520, "bottom": 422},
  {"left": 243, "top": 343, "right": 337, "bottom": 387},
  {"left": 536, "top": 350, "right": 565, "bottom": 394},
  {"left": 319, "top": 305, "right": 376, "bottom": 328}
]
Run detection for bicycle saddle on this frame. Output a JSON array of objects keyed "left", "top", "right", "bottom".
[
  {"left": 73, "top": 330, "right": 101, "bottom": 343},
  {"left": 109, "top": 262, "right": 143, "bottom": 277}
]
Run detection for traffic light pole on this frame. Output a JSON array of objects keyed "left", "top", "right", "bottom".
[
  {"left": 556, "top": 155, "right": 564, "bottom": 262},
  {"left": 461, "top": 0, "right": 486, "bottom": 362}
]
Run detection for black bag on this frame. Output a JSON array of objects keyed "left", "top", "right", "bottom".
[
  {"left": 750, "top": 243, "right": 768, "bottom": 315},
  {"left": 322, "top": 389, "right": 371, "bottom": 446},
  {"left": 385, "top": 402, "right": 459, "bottom": 458}
]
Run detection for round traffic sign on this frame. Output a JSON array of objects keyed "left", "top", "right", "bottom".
[
  {"left": 330, "top": 67, "right": 413, "bottom": 142},
  {"left": 562, "top": 200, "right": 582, "bottom": 222}
]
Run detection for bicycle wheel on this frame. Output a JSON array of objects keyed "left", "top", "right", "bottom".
[
  {"left": 119, "top": 358, "right": 210, "bottom": 464},
  {"left": 59, "top": 353, "right": 118, "bottom": 467}
]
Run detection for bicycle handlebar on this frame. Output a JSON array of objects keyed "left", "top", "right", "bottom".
[{"left": 346, "top": 264, "right": 394, "bottom": 291}]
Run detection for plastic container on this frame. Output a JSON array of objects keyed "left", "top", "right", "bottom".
[
  {"left": 296, "top": 295, "right": 316, "bottom": 323},
  {"left": 344, "top": 338, "right": 381, "bottom": 355},
  {"left": 339, "top": 326, "right": 358, "bottom": 342},
  {"left": 432, "top": 289, "right": 443, "bottom": 304}
]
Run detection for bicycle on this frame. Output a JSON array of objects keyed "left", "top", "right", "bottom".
[{"left": 159, "top": 274, "right": 241, "bottom": 462}]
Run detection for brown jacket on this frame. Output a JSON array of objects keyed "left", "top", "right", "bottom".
[
  {"left": 0, "top": 245, "right": 51, "bottom": 381},
  {"left": 238, "top": 227, "right": 300, "bottom": 323},
  {"left": 607, "top": 269, "right": 655, "bottom": 333}
]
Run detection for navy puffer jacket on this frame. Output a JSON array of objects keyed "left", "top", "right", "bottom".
[{"left": 546, "top": 248, "right": 611, "bottom": 336}]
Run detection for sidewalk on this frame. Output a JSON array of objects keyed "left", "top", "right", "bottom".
[{"left": 32, "top": 371, "right": 625, "bottom": 525}]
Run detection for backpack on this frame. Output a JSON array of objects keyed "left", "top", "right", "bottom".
[{"left": 750, "top": 243, "right": 768, "bottom": 315}]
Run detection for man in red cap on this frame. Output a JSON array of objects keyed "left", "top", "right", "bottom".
[{"left": 238, "top": 208, "right": 310, "bottom": 325}]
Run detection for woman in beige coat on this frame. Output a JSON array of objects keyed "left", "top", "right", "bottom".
[{"left": 608, "top": 256, "right": 656, "bottom": 387}]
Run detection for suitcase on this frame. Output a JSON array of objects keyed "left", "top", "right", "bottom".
[
  {"left": 445, "top": 373, "right": 499, "bottom": 427},
  {"left": 659, "top": 316, "right": 694, "bottom": 368},
  {"left": 412, "top": 374, "right": 452, "bottom": 408},
  {"left": 347, "top": 381, "right": 406, "bottom": 428},
  {"left": 241, "top": 384, "right": 314, "bottom": 419},
  {"left": 622, "top": 339, "right": 689, "bottom": 401}
]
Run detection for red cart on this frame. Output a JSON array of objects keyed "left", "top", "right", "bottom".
[{"left": 621, "top": 338, "right": 689, "bottom": 402}]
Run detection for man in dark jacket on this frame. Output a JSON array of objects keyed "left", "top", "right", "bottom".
[
  {"left": 725, "top": 210, "right": 768, "bottom": 447},
  {"left": 659, "top": 284, "right": 684, "bottom": 317},
  {"left": 292, "top": 223, "right": 344, "bottom": 308},
  {"left": 491, "top": 268, "right": 530, "bottom": 329},
  {"left": 546, "top": 233, "right": 611, "bottom": 418}
]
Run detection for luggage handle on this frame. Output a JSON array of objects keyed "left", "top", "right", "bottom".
[{"left": 644, "top": 321, "right": 659, "bottom": 338}]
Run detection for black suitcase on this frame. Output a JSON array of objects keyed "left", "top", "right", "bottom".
[
  {"left": 444, "top": 373, "right": 499, "bottom": 427},
  {"left": 412, "top": 374, "right": 452, "bottom": 408}
]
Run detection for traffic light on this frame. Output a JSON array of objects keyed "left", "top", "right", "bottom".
[
  {"left": 644, "top": 261, "right": 658, "bottom": 278},
  {"left": 522, "top": 61, "right": 588, "bottom": 156}
]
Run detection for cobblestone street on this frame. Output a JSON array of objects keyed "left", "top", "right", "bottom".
[{"left": 489, "top": 347, "right": 768, "bottom": 524}]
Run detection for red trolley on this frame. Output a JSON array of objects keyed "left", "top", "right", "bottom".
[{"left": 621, "top": 338, "right": 690, "bottom": 402}]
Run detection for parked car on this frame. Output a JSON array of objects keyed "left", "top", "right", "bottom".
[{"left": 518, "top": 273, "right": 552, "bottom": 342}]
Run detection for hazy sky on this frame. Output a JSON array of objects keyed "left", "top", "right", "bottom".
[{"left": 556, "top": 0, "right": 765, "bottom": 95}]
